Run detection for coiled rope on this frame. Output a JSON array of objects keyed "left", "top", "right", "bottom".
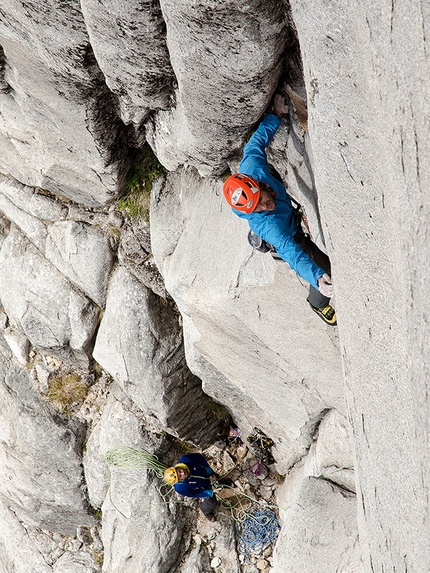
[
  {"left": 105, "top": 446, "right": 168, "bottom": 478},
  {"left": 235, "top": 506, "right": 280, "bottom": 562}
]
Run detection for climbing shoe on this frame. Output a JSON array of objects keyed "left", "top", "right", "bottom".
[
  {"left": 205, "top": 513, "right": 216, "bottom": 522},
  {"left": 309, "top": 304, "right": 337, "bottom": 326}
]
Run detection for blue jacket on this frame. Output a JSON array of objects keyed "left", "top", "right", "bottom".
[
  {"left": 235, "top": 113, "right": 324, "bottom": 289},
  {"left": 173, "top": 453, "right": 214, "bottom": 499}
]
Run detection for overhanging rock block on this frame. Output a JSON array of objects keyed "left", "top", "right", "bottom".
[{"left": 93, "top": 266, "right": 213, "bottom": 445}]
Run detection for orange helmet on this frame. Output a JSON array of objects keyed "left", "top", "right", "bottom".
[
  {"left": 164, "top": 467, "right": 178, "bottom": 485},
  {"left": 223, "top": 174, "right": 260, "bottom": 214}
]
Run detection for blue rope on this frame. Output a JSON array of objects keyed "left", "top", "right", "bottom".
[{"left": 236, "top": 507, "right": 280, "bottom": 561}]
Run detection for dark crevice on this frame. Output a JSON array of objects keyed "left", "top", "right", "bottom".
[{"left": 0, "top": 45, "right": 11, "bottom": 93}]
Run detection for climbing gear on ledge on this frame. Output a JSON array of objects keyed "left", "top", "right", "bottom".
[
  {"left": 228, "top": 426, "right": 243, "bottom": 445},
  {"left": 223, "top": 174, "right": 261, "bottom": 213},
  {"left": 247, "top": 428, "right": 275, "bottom": 466},
  {"left": 309, "top": 303, "right": 337, "bottom": 326}
]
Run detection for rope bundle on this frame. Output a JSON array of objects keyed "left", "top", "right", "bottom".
[
  {"left": 105, "top": 446, "right": 168, "bottom": 478},
  {"left": 236, "top": 507, "right": 280, "bottom": 562}
]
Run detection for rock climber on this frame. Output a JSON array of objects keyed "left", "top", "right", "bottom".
[
  {"left": 223, "top": 93, "right": 336, "bottom": 326},
  {"left": 164, "top": 453, "right": 218, "bottom": 522}
]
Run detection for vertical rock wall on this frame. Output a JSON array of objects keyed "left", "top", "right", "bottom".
[
  {"left": 289, "top": 0, "right": 430, "bottom": 570},
  {"left": 0, "top": 0, "right": 129, "bottom": 205},
  {"left": 0, "top": 0, "right": 428, "bottom": 572},
  {"left": 80, "top": 0, "right": 174, "bottom": 134}
]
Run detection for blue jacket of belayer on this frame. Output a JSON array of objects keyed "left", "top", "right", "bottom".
[
  {"left": 234, "top": 113, "right": 324, "bottom": 290},
  {"left": 173, "top": 453, "right": 214, "bottom": 499}
]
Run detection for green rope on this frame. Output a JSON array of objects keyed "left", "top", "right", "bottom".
[
  {"left": 215, "top": 485, "right": 278, "bottom": 524},
  {"left": 105, "top": 446, "right": 168, "bottom": 478}
]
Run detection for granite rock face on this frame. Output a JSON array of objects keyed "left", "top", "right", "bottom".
[
  {"left": 0, "top": 0, "right": 129, "bottom": 206},
  {"left": 146, "top": 0, "right": 289, "bottom": 175},
  {"left": 0, "top": 1, "right": 429, "bottom": 572},
  {"left": 0, "top": 226, "right": 99, "bottom": 367},
  {"left": 150, "top": 166, "right": 345, "bottom": 471},
  {"left": 45, "top": 220, "right": 113, "bottom": 307},
  {"left": 0, "top": 497, "right": 60, "bottom": 573},
  {"left": 289, "top": 0, "right": 430, "bottom": 570},
  {"left": 80, "top": 0, "right": 174, "bottom": 134},
  {"left": 0, "top": 336, "right": 93, "bottom": 535},
  {"left": 93, "top": 266, "right": 215, "bottom": 445},
  {"left": 272, "top": 477, "right": 363, "bottom": 573},
  {"left": 84, "top": 389, "right": 190, "bottom": 573}
]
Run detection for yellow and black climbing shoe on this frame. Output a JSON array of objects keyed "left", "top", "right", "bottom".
[{"left": 309, "top": 304, "right": 337, "bottom": 326}]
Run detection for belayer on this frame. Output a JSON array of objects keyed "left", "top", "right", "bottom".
[
  {"left": 223, "top": 94, "right": 336, "bottom": 326},
  {"left": 164, "top": 453, "right": 218, "bottom": 522}
]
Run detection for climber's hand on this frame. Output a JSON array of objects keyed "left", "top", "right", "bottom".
[
  {"left": 317, "top": 273, "right": 334, "bottom": 298},
  {"left": 273, "top": 94, "right": 289, "bottom": 118}
]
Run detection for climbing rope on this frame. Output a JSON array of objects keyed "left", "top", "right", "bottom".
[
  {"left": 105, "top": 446, "right": 168, "bottom": 478},
  {"left": 236, "top": 506, "right": 280, "bottom": 562},
  {"left": 104, "top": 447, "right": 177, "bottom": 519},
  {"left": 215, "top": 484, "right": 278, "bottom": 523}
]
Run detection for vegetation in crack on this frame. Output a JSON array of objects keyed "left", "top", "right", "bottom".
[
  {"left": 44, "top": 371, "right": 89, "bottom": 416},
  {"left": 117, "top": 144, "right": 167, "bottom": 223}
]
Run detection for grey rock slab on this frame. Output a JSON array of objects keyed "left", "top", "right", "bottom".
[
  {"left": 150, "top": 169, "right": 344, "bottom": 471},
  {"left": 95, "top": 397, "right": 189, "bottom": 573},
  {"left": 0, "top": 174, "right": 68, "bottom": 222},
  {"left": 0, "top": 177, "right": 48, "bottom": 251},
  {"left": 303, "top": 409, "right": 356, "bottom": 492},
  {"left": 180, "top": 540, "right": 212, "bottom": 573},
  {"left": 0, "top": 226, "right": 98, "bottom": 366},
  {"left": 148, "top": 0, "right": 288, "bottom": 175},
  {"left": 80, "top": 0, "right": 173, "bottom": 130},
  {"left": 271, "top": 477, "right": 364, "bottom": 573},
  {"left": 93, "top": 266, "right": 211, "bottom": 443},
  {"left": 3, "top": 327, "right": 29, "bottom": 365},
  {"left": 83, "top": 388, "right": 161, "bottom": 509},
  {"left": 29, "top": 192, "right": 69, "bottom": 223},
  {"left": 118, "top": 221, "right": 167, "bottom": 298},
  {"left": 181, "top": 314, "right": 267, "bottom": 444},
  {"left": 0, "top": 336, "right": 94, "bottom": 535},
  {"left": 102, "top": 470, "right": 187, "bottom": 573},
  {"left": 0, "top": 498, "right": 52, "bottom": 573},
  {"left": 53, "top": 551, "right": 100, "bottom": 573},
  {"left": 45, "top": 220, "right": 113, "bottom": 307},
  {"left": 0, "top": 1, "right": 129, "bottom": 206}
]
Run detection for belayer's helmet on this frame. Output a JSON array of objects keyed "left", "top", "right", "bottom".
[
  {"left": 174, "top": 463, "right": 189, "bottom": 474},
  {"left": 164, "top": 467, "right": 178, "bottom": 485},
  {"left": 223, "top": 174, "right": 260, "bottom": 214}
]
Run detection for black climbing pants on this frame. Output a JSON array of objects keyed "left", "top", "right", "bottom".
[
  {"left": 200, "top": 495, "right": 217, "bottom": 516},
  {"left": 293, "top": 230, "right": 332, "bottom": 309}
]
